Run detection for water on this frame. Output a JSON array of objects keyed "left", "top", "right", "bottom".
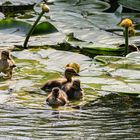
[
  {"left": 0, "top": 48, "right": 139, "bottom": 139},
  {"left": 0, "top": 93, "right": 140, "bottom": 139}
]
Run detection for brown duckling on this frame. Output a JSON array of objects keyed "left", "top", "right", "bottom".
[
  {"left": 46, "top": 87, "right": 68, "bottom": 108},
  {"left": 0, "top": 50, "right": 16, "bottom": 79},
  {"left": 62, "top": 79, "right": 84, "bottom": 100},
  {"left": 41, "top": 67, "right": 79, "bottom": 92}
]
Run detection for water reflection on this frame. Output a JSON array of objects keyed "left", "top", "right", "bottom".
[{"left": 0, "top": 93, "right": 140, "bottom": 139}]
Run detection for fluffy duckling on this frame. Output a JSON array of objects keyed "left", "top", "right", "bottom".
[
  {"left": 41, "top": 67, "right": 79, "bottom": 92},
  {"left": 62, "top": 79, "right": 84, "bottom": 100},
  {"left": 0, "top": 50, "right": 16, "bottom": 79},
  {"left": 46, "top": 87, "right": 68, "bottom": 108}
]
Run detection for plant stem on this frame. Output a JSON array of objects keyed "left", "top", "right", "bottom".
[
  {"left": 23, "top": 11, "right": 45, "bottom": 49},
  {"left": 124, "top": 27, "right": 129, "bottom": 56}
]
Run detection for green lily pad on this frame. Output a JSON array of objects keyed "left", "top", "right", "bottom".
[
  {"left": 0, "top": 18, "right": 59, "bottom": 47},
  {"left": 0, "top": 19, "right": 58, "bottom": 35},
  {"left": 0, "top": 19, "right": 31, "bottom": 35},
  {"left": 32, "top": 22, "right": 58, "bottom": 35},
  {"left": 94, "top": 55, "right": 123, "bottom": 64},
  {"left": 81, "top": 43, "right": 124, "bottom": 56},
  {"left": 35, "top": 0, "right": 122, "bottom": 43},
  {"left": 118, "top": 0, "right": 140, "bottom": 11}
]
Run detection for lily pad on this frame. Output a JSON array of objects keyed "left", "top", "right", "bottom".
[
  {"left": 82, "top": 54, "right": 140, "bottom": 95},
  {"left": 81, "top": 43, "right": 124, "bottom": 56},
  {"left": 12, "top": 48, "right": 92, "bottom": 72},
  {"left": 0, "top": 18, "right": 59, "bottom": 47},
  {"left": 0, "top": 0, "right": 36, "bottom": 6},
  {"left": 126, "top": 51, "right": 140, "bottom": 59},
  {"left": 118, "top": 0, "right": 140, "bottom": 11},
  {"left": 32, "top": 22, "right": 58, "bottom": 35},
  {"left": 0, "top": 19, "right": 31, "bottom": 35},
  {"left": 0, "top": 19, "right": 58, "bottom": 35},
  {"left": 35, "top": 0, "right": 122, "bottom": 43}
]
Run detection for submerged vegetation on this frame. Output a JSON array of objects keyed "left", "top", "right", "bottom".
[
  {"left": 23, "top": 3, "right": 50, "bottom": 48},
  {"left": 119, "top": 18, "right": 135, "bottom": 55}
]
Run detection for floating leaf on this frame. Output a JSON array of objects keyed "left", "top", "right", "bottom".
[
  {"left": 81, "top": 43, "right": 124, "bottom": 56},
  {"left": 0, "top": 0, "right": 36, "bottom": 6},
  {"left": 118, "top": 0, "right": 140, "bottom": 11},
  {"left": 0, "top": 19, "right": 31, "bottom": 35},
  {"left": 126, "top": 51, "right": 140, "bottom": 59},
  {"left": 32, "top": 22, "right": 58, "bottom": 35},
  {"left": 94, "top": 55, "right": 123, "bottom": 64},
  {"left": 0, "top": 19, "right": 58, "bottom": 35},
  {"left": 0, "top": 18, "right": 59, "bottom": 47}
]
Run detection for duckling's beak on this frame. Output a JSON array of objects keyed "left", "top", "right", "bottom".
[
  {"left": 75, "top": 73, "right": 80, "bottom": 76},
  {"left": 10, "top": 64, "right": 16, "bottom": 68}
]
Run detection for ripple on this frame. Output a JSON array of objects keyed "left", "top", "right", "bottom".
[{"left": 0, "top": 93, "right": 140, "bottom": 139}]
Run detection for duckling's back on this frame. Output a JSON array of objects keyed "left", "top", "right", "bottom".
[{"left": 41, "top": 79, "right": 63, "bottom": 92}]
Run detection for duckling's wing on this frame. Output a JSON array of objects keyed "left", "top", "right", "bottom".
[
  {"left": 41, "top": 80, "right": 62, "bottom": 91},
  {"left": 74, "top": 91, "right": 84, "bottom": 100}
]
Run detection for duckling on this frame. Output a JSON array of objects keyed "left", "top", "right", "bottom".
[
  {"left": 0, "top": 50, "right": 16, "bottom": 79},
  {"left": 46, "top": 87, "right": 68, "bottom": 108},
  {"left": 41, "top": 67, "right": 79, "bottom": 92},
  {"left": 62, "top": 79, "right": 84, "bottom": 100}
]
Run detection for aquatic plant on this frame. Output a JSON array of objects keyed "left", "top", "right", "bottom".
[
  {"left": 23, "top": 3, "right": 50, "bottom": 49},
  {"left": 119, "top": 18, "right": 135, "bottom": 56}
]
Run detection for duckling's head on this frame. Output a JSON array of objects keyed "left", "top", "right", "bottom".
[
  {"left": 65, "top": 67, "right": 79, "bottom": 81},
  {"left": 1, "top": 50, "right": 10, "bottom": 60},
  {"left": 72, "top": 79, "right": 82, "bottom": 91},
  {"left": 66, "top": 63, "right": 80, "bottom": 73},
  {"left": 52, "top": 87, "right": 60, "bottom": 98}
]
